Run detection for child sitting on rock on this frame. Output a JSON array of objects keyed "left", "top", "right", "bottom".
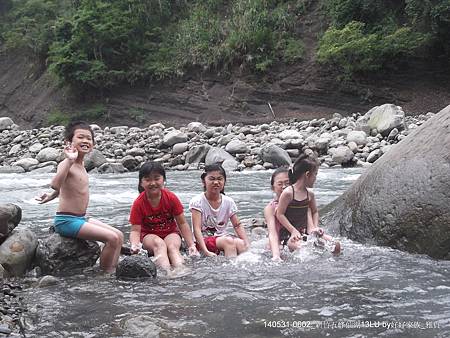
[{"left": 37, "top": 121, "right": 124, "bottom": 272}]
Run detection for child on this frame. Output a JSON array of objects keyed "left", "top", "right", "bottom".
[
  {"left": 189, "top": 163, "right": 250, "bottom": 258},
  {"left": 128, "top": 162, "right": 198, "bottom": 272},
  {"left": 37, "top": 121, "right": 124, "bottom": 272},
  {"left": 264, "top": 167, "right": 290, "bottom": 261},
  {"left": 276, "top": 154, "right": 341, "bottom": 254}
]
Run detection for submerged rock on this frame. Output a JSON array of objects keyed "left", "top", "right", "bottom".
[
  {"left": 322, "top": 105, "right": 450, "bottom": 259},
  {"left": 116, "top": 255, "right": 157, "bottom": 279}
]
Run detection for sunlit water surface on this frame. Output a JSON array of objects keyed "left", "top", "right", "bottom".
[{"left": 1, "top": 168, "right": 449, "bottom": 337}]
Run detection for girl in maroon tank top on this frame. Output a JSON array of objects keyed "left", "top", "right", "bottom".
[{"left": 276, "top": 153, "right": 341, "bottom": 254}]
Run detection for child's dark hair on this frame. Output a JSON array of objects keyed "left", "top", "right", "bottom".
[
  {"left": 270, "top": 167, "right": 289, "bottom": 186},
  {"left": 288, "top": 153, "right": 319, "bottom": 184},
  {"left": 201, "top": 163, "right": 227, "bottom": 194},
  {"left": 64, "top": 121, "right": 95, "bottom": 144},
  {"left": 138, "top": 161, "right": 166, "bottom": 193}
]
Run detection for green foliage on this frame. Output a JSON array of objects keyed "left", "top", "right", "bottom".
[
  {"left": 318, "top": 0, "right": 445, "bottom": 76},
  {"left": 317, "top": 21, "right": 380, "bottom": 74},
  {"left": 317, "top": 21, "right": 429, "bottom": 75},
  {"left": 48, "top": 0, "right": 173, "bottom": 88},
  {"left": 280, "top": 38, "right": 305, "bottom": 63},
  {"left": 0, "top": 0, "right": 66, "bottom": 55},
  {"left": 47, "top": 109, "right": 71, "bottom": 126},
  {"left": 47, "top": 104, "right": 108, "bottom": 126}
]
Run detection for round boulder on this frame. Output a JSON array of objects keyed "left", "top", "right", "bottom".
[
  {"left": 321, "top": 105, "right": 450, "bottom": 259},
  {"left": 116, "top": 255, "right": 157, "bottom": 279}
]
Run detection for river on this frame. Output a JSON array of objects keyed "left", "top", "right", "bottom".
[{"left": 1, "top": 168, "right": 449, "bottom": 337}]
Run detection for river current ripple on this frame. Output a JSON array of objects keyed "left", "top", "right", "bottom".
[{"left": 1, "top": 168, "right": 449, "bottom": 337}]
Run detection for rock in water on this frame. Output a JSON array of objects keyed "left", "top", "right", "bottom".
[
  {"left": 34, "top": 233, "right": 100, "bottom": 275},
  {"left": 116, "top": 255, "right": 157, "bottom": 279},
  {"left": 322, "top": 105, "right": 450, "bottom": 259}
]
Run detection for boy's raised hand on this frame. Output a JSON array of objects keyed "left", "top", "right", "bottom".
[{"left": 64, "top": 142, "right": 78, "bottom": 161}]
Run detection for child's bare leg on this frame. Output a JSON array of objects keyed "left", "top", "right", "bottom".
[
  {"left": 216, "top": 236, "right": 237, "bottom": 257},
  {"left": 143, "top": 234, "right": 171, "bottom": 270},
  {"left": 77, "top": 222, "right": 123, "bottom": 272},
  {"left": 164, "top": 233, "right": 184, "bottom": 268},
  {"left": 88, "top": 218, "right": 124, "bottom": 264},
  {"left": 234, "top": 238, "right": 248, "bottom": 255}
]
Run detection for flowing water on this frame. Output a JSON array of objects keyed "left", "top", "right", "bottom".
[{"left": 1, "top": 168, "right": 449, "bottom": 338}]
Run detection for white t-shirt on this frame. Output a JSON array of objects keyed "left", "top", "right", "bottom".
[{"left": 189, "top": 193, "right": 238, "bottom": 237}]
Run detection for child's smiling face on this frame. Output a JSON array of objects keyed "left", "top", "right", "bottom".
[{"left": 71, "top": 128, "right": 94, "bottom": 154}]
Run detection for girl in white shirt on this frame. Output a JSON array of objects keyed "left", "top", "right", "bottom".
[{"left": 190, "top": 163, "right": 250, "bottom": 257}]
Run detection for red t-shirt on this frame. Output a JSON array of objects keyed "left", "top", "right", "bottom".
[{"left": 129, "top": 189, "right": 184, "bottom": 240}]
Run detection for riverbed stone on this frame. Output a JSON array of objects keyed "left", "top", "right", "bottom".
[
  {"left": 84, "top": 149, "right": 108, "bottom": 171},
  {"left": 14, "top": 157, "right": 39, "bottom": 171},
  {"left": 36, "top": 147, "right": 62, "bottom": 162},
  {"left": 0, "top": 117, "right": 14, "bottom": 131},
  {"left": 205, "top": 147, "right": 235, "bottom": 165},
  {"left": 34, "top": 233, "right": 100, "bottom": 276},
  {"left": 0, "top": 204, "right": 22, "bottom": 243},
  {"left": 260, "top": 145, "right": 292, "bottom": 167},
  {"left": 321, "top": 105, "right": 450, "bottom": 259},
  {"left": 0, "top": 229, "right": 38, "bottom": 277},
  {"left": 116, "top": 255, "right": 157, "bottom": 279}
]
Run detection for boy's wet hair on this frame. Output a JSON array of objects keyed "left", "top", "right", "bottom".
[
  {"left": 64, "top": 121, "right": 95, "bottom": 144},
  {"left": 201, "top": 163, "right": 226, "bottom": 194},
  {"left": 270, "top": 167, "right": 289, "bottom": 186},
  {"left": 138, "top": 161, "right": 166, "bottom": 193},
  {"left": 288, "top": 153, "right": 319, "bottom": 185}
]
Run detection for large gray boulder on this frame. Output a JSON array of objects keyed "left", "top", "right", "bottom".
[
  {"left": 260, "top": 145, "right": 292, "bottom": 167},
  {"left": 84, "top": 149, "right": 107, "bottom": 171},
  {"left": 357, "top": 104, "right": 405, "bottom": 136},
  {"left": 116, "top": 255, "right": 157, "bottom": 279},
  {"left": 34, "top": 233, "right": 100, "bottom": 275},
  {"left": 0, "top": 204, "right": 22, "bottom": 243},
  {"left": 185, "top": 144, "right": 211, "bottom": 164},
  {"left": 322, "top": 105, "right": 450, "bottom": 259},
  {"left": 205, "top": 147, "right": 235, "bottom": 165},
  {"left": 0, "top": 229, "right": 38, "bottom": 277}
]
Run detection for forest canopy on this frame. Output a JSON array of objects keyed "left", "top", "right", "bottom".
[{"left": 1, "top": 0, "right": 449, "bottom": 89}]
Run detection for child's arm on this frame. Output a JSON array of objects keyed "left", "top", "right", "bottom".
[
  {"left": 306, "top": 191, "right": 322, "bottom": 235},
  {"left": 276, "top": 189, "right": 302, "bottom": 241},
  {"left": 264, "top": 204, "right": 280, "bottom": 260},
  {"left": 129, "top": 224, "right": 142, "bottom": 254},
  {"left": 50, "top": 144, "right": 78, "bottom": 190},
  {"left": 191, "top": 209, "right": 216, "bottom": 257},
  {"left": 230, "top": 214, "right": 250, "bottom": 250},
  {"left": 36, "top": 189, "right": 59, "bottom": 204},
  {"left": 175, "top": 213, "right": 199, "bottom": 256},
  {"left": 51, "top": 159, "right": 75, "bottom": 191}
]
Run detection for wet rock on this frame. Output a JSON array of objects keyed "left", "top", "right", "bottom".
[
  {"left": 38, "top": 275, "right": 60, "bottom": 287},
  {"left": 322, "top": 105, "right": 450, "bottom": 259},
  {"left": 0, "top": 204, "right": 22, "bottom": 242},
  {"left": 34, "top": 234, "right": 100, "bottom": 276},
  {"left": 0, "top": 229, "right": 38, "bottom": 277},
  {"left": 116, "top": 255, "right": 157, "bottom": 279}
]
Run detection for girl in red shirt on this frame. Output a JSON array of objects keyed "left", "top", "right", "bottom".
[{"left": 129, "top": 162, "right": 198, "bottom": 272}]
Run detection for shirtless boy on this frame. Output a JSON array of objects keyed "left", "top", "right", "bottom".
[{"left": 38, "top": 121, "right": 123, "bottom": 272}]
